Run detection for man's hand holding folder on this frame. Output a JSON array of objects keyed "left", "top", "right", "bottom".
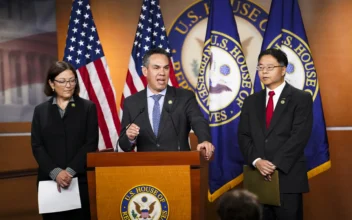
[{"left": 255, "top": 159, "right": 276, "bottom": 181}]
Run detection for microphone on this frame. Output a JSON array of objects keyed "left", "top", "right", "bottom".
[
  {"left": 115, "top": 107, "right": 145, "bottom": 152},
  {"left": 165, "top": 107, "right": 180, "bottom": 151}
]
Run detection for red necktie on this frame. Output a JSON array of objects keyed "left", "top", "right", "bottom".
[{"left": 266, "top": 91, "right": 275, "bottom": 129}]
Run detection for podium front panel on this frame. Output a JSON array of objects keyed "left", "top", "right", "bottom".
[{"left": 95, "top": 165, "right": 191, "bottom": 220}]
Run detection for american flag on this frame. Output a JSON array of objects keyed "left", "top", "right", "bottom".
[
  {"left": 117, "top": 0, "right": 178, "bottom": 151},
  {"left": 63, "top": 0, "right": 119, "bottom": 151}
]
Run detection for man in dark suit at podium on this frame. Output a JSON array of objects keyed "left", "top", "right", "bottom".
[
  {"left": 238, "top": 49, "right": 313, "bottom": 220},
  {"left": 118, "top": 48, "right": 214, "bottom": 159}
]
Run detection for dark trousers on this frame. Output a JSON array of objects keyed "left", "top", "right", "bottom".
[
  {"left": 42, "top": 182, "right": 90, "bottom": 220},
  {"left": 263, "top": 193, "right": 303, "bottom": 220}
]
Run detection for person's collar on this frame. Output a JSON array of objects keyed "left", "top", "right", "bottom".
[
  {"left": 52, "top": 96, "right": 75, "bottom": 105},
  {"left": 266, "top": 81, "right": 286, "bottom": 96},
  {"left": 146, "top": 86, "right": 167, "bottom": 97}
]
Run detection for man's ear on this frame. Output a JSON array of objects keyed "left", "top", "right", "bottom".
[
  {"left": 281, "top": 66, "right": 287, "bottom": 77},
  {"left": 142, "top": 66, "right": 147, "bottom": 77}
]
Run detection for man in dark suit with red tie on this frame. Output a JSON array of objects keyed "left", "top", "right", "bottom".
[{"left": 238, "top": 48, "right": 313, "bottom": 220}]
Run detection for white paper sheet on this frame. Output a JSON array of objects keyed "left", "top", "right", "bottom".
[{"left": 38, "top": 177, "right": 81, "bottom": 214}]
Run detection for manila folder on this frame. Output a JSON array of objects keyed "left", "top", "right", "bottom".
[{"left": 243, "top": 165, "right": 280, "bottom": 206}]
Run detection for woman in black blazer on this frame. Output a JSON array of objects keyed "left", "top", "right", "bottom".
[{"left": 31, "top": 61, "right": 98, "bottom": 219}]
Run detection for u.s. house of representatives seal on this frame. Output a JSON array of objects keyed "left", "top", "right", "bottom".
[
  {"left": 168, "top": 0, "right": 268, "bottom": 91},
  {"left": 195, "top": 31, "right": 253, "bottom": 126},
  {"left": 121, "top": 185, "right": 169, "bottom": 220},
  {"left": 266, "top": 29, "right": 319, "bottom": 100}
]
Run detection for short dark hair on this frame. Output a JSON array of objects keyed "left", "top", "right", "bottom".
[
  {"left": 258, "top": 48, "right": 288, "bottom": 67},
  {"left": 44, "top": 61, "right": 80, "bottom": 96},
  {"left": 142, "top": 48, "right": 170, "bottom": 67},
  {"left": 217, "top": 189, "right": 262, "bottom": 220}
]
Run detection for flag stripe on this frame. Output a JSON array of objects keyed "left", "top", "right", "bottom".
[
  {"left": 93, "top": 58, "right": 120, "bottom": 131},
  {"left": 98, "top": 128, "right": 105, "bottom": 150},
  {"left": 76, "top": 73, "right": 88, "bottom": 100},
  {"left": 119, "top": 95, "right": 125, "bottom": 120},
  {"left": 168, "top": 58, "right": 178, "bottom": 88},
  {"left": 128, "top": 56, "right": 147, "bottom": 89},
  {"left": 85, "top": 61, "right": 117, "bottom": 149},
  {"left": 126, "top": 71, "right": 138, "bottom": 95},
  {"left": 78, "top": 66, "right": 113, "bottom": 148}
]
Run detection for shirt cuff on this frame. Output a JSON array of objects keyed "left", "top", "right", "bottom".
[
  {"left": 66, "top": 167, "right": 77, "bottom": 177},
  {"left": 252, "top": 158, "right": 262, "bottom": 167},
  {"left": 129, "top": 138, "right": 136, "bottom": 145},
  {"left": 49, "top": 167, "right": 63, "bottom": 181}
]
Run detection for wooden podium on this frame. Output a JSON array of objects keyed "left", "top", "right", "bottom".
[{"left": 87, "top": 151, "right": 209, "bottom": 220}]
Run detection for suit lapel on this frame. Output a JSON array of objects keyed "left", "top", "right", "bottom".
[
  {"left": 64, "top": 96, "right": 81, "bottom": 121},
  {"left": 49, "top": 98, "right": 63, "bottom": 123},
  {"left": 62, "top": 98, "right": 74, "bottom": 119},
  {"left": 157, "top": 86, "right": 176, "bottom": 139},
  {"left": 255, "top": 90, "right": 267, "bottom": 136},
  {"left": 265, "top": 83, "right": 292, "bottom": 137}
]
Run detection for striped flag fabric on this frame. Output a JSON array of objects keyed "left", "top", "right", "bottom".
[
  {"left": 63, "top": 0, "right": 119, "bottom": 151},
  {"left": 117, "top": 0, "right": 178, "bottom": 151}
]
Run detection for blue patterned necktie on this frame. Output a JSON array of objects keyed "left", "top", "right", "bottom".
[{"left": 152, "top": 94, "right": 163, "bottom": 136}]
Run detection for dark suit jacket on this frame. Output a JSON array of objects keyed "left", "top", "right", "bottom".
[
  {"left": 31, "top": 95, "right": 98, "bottom": 183},
  {"left": 119, "top": 86, "right": 211, "bottom": 152},
  {"left": 238, "top": 83, "right": 313, "bottom": 193}
]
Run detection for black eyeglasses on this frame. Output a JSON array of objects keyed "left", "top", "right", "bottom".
[
  {"left": 256, "top": 66, "right": 283, "bottom": 71},
  {"left": 53, "top": 78, "right": 77, "bottom": 86}
]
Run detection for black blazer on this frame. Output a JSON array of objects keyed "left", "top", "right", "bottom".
[
  {"left": 119, "top": 86, "right": 211, "bottom": 152},
  {"left": 238, "top": 83, "right": 313, "bottom": 193},
  {"left": 31, "top": 96, "right": 98, "bottom": 183}
]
